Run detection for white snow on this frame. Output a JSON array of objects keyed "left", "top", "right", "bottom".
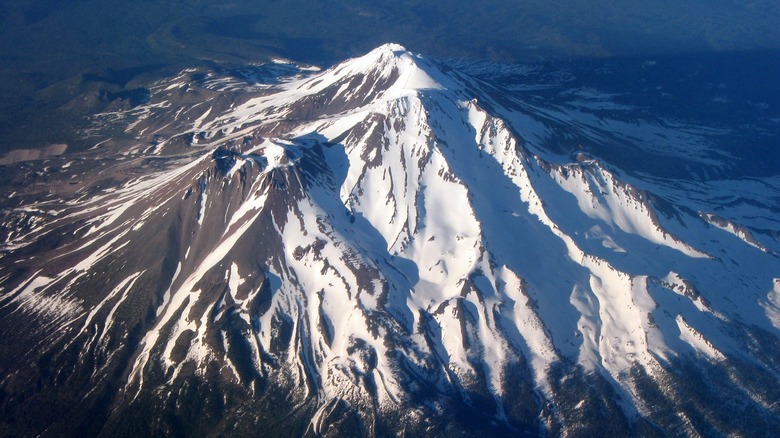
[
  {"left": 5, "top": 43, "right": 776, "bottom": 424},
  {"left": 676, "top": 315, "right": 724, "bottom": 361},
  {"left": 762, "top": 279, "right": 780, "bottom": 330}
]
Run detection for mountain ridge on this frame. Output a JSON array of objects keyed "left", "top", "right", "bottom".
[{"left": 1, "top": 44, "right": 779, "bottom": 437}]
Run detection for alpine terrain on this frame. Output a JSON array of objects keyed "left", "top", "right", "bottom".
[{"left": 1, "top": 44, "right": 779, "bottom": 437}]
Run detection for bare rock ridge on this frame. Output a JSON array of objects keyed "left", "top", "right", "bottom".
[{"left": 1, "top": 44, "right": 779, "bottom": 437}]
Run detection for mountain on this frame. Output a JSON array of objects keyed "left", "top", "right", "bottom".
[{"left": 1, "top": 43, "right": 779, "bottom": 437}]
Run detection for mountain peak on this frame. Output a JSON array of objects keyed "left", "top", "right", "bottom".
[
  {"left": 370, "top": 42, "right": 408, "bottom": 56},
  {"left": 236, "top": 44, "right": 455, "bottom": 122},
  {"left": 317, "top": 43, "right": 449, "bottom": 99}
]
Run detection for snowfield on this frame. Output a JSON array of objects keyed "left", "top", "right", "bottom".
[{"left": 1, "top": 44, "right": 779, "bottom": 437}]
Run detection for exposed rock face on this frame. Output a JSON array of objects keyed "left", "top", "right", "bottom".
[{"left": 1, "top": 44, "right": 779, "bottom": 437}]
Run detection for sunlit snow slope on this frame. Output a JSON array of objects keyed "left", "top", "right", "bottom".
[{"left": 1, "top": 44, "right": 779, "bottom": 437}]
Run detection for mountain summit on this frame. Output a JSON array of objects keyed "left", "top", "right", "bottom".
[
  {"left": 320, "top": 42, "right": 450, "bottom": 95},
  {"left": 1, "top": 45, "right": 779, "bottom": 437}
]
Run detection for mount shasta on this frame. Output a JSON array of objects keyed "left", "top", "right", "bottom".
[{"left": 1, "top": 44, "right": 779, "bottom": 437}]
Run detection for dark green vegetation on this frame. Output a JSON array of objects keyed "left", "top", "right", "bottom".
[{"left": 1, "top": 0, "right": 779, "bottom": 153}]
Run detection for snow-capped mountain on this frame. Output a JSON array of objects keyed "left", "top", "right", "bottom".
[{"left": 1, "top": 44, "right": 779, "bottom": 437}]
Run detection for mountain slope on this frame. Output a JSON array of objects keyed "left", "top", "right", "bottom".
[{"left": 1, "top": 44, "right": 780, "bottom": 437}]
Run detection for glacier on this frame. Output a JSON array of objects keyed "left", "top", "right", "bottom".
[{"left": 1, "top": 44, "right": 779, "bottom": 437}]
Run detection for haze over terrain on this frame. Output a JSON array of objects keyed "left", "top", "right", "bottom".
[{"left": 0, "top": 0, "right": 778, "bottom": 153}]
